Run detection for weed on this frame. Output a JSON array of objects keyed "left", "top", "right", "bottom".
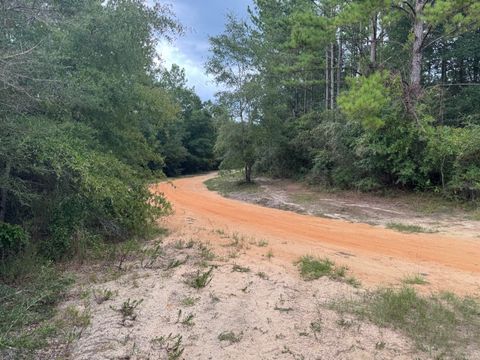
[
  {"left": 198, "top": 243, "right": 215, "bottom": 261},
  {"left": 386, "top": 223, "right": 437, "bottom": 234},
  {"left": 0, "top": 263, "right": 73, "bottom": 355},
  {"left": 174, "top": 240, "right": 195, "bottom": 250},
  {"left": 113, "top": 298, "right": 143, "bottom": 324},
  {"left": 181, "top": 296, "right": 198, "bottom": 307},
  {"left": 346, "top": 276, "right": 361, "bottom": 288},
  {"left": 375, "top": 341, "right": 386, "bottom": 350},
  {"left": 310, "top": 318, "right": 322, "bottom": 339},
  {"left": 330, "top": 286, "right": 480, "bottom": 356},
  {"left": 402, "top": 274, "right": 428, "bottom": 285},
  {"left": 296, "top": 256, "right": 336, "bottom": 280},
  {"left": 232, "top": 264, "right": 250, "bottom": 273},
  {"left": 186, "top": 267, "right": 214, "bottom": 289},
  {"left": 93, "top": 288, "right": 117, "bottom": 304},
  {"left": 256, "top": 271, "right": 269, "bottom": 280},
  {"left": 166, "top": 257, "right": 188, "bottom": 270},
  {"left": 266, "top": 249, "right": 274, "bottom": 260},
  {"left": 218, "top": 331, "right": 242, "bottom": 343},
  {"left": 139, "top": 243, "right": 164, "bottom": 269},
  {"left": 151, "top": 333, "right": 185, "bottom": 360},
  {"left": 257, "top": 240, "right": 269, "bottom": 247},
  {"left": 179, "top": 311, "right": 195, "bottom": 327},
  {"left": 281, "top": 346, "right": 305, "bottom": 360},
  {"left": 64, "top": 306, "right": 91, "bottom": 328}
]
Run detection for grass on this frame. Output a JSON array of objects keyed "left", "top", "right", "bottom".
[
  {"left": 186, "top": 267, "right": 214, "bottom": 289},
  {"left": 386, "top": 222, "right": 437, "bottom": 234},
  {"left": 113, "top": 298, "right": 144, "bottom": 324},
  {"left": 232, "top": 264, "right": 250, "bottom": 273},
  {"left": 331, "top": 286, "right": 480, "bottom": 356},
  {"left": 93, "top": 288, "right": 118, "bottom": 304},
  {"left": 204, "top": 172, "right": 260, "bottom": 196},
  {"left": 218, "top": 331, "right": 242, "bottom": 343},
  {"left": 257, "top": 239, "right": 269, "bottom": 247},
  {"left": 296, "top": 255, "right": 361, "bottom": 287},
  {"left": 0, "top": 262, "right": 74, "bottom": 357},
  {"left": 402, "top": 274, "right": 429, "bottom": 285},
  {"left": 181, "top": 296, "right": 199, "bottom": 307},
  {"left": 151, "top": 333, "right": 184, "bottom": 360}
]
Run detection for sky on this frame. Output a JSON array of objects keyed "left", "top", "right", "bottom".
[{"left": 158, "top": 0, "right": 252, "bottom": 101}]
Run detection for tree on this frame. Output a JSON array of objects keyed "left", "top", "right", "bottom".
[{"left": 206, "top": 15, "right": 259, "bottom": 182}]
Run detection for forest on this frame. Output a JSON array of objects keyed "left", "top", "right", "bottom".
[
  {"left": 209, "top": 0, "right": 480, "bottom": 198},
  {"left": 0, "top": 1, "right": 218, "bottom": 276}
]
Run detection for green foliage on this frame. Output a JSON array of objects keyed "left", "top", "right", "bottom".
[
  {"left": 338, "top": 71, "right": 401, "bottom": 130},
  {"left": 0, "top": 262, "right": 73, "bottom": 356},
  {"left": 0, "top": 223, "right": 29, "bottom": 264},
  {"left": 333, "top": 287, "right": 480, "bottom": 355}
]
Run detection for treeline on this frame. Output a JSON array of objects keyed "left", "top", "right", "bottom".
[
  {"left": 0, "top": 1, "right": 216, "bottom": 276},
  {"left": 208, "top": 0, "right": 480, "bottom": 200}
]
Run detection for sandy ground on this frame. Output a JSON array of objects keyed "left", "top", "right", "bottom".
[
  {"left": 226, "top": 177, "right": 480, "bottom": 240},
  {"left": 151, "top": 173, "right": 480, "bottom": 296},
  {"left": 68, "top": 235, "right": 431, "bottom": 360},
  {"left": 63, "top": 173, "right": 480, "bottom": 359}
]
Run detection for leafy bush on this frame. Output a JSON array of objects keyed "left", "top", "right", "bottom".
[{"left": 0, "top": 223, "right": 29, "bottom": 264}]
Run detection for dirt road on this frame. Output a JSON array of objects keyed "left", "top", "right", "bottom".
[{"left": 152, "top": 173, "right": 480, "bottom": 295}]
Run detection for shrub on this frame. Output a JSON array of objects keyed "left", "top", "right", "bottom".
[{"left": 0, "top": 223, "right": 29, "bottom": 264}]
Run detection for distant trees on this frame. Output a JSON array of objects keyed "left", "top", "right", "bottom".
[
  {"left": 209, "top": 0, "right": 480, "bottom": 198},
  {"left": 206, "top": 16, "right": 259, "bottom": 182}
]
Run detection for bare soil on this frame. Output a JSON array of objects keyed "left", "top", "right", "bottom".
[
  {"left": 62, "top": 173, "right": 480, "bottom": 359},
  {"left": 224, "top": 176, "right": 480, "bottom": 240},
  {"left": 67, "top": 234, "right": 429, "bottom": 360},
  {"left": 152, "top": 173, "right": 480, "bottom": 295}
]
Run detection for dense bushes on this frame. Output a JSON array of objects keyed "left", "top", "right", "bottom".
[{"left": 0, "top": 1, "right": 215, "bottom": 275}]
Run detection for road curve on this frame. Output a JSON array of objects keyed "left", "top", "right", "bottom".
[{"left": 152, "top": 173, "right": 480, "bottom": 294}]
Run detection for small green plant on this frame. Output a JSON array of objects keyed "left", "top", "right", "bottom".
[
  {"left": 64, "top": 306, "right": 91, "bottom": 328},
  {"left": 178, "top": 310, "right": 195, "bottom": 327},
  {"left": 402, "top": 274, "right": 428, "bottom": 285},
  {"left": 386, "top": 223, "right": 436, "bottom": 234},
  {"left": 266, "top": 249, "right": 274, "bottom": 260},
  {"left": 187, "top": 267, "right": 214, "bottom": 289},
  {"left": 218, "top": 331, "right": 242, "bottom": 343},
  {"left": 93, "top": 288, "right": 118, "bottom": 304},
  {"left": 113, "top": 298, "right": 143, "bottom": 324},
  {"left": 256, "top": 271, "right": 268, "bottom": 280},
  {"left": 166, "top": 257, "right": 188, "bottom": 270},
  {"left": 257, "top": 239, "right": 268, "bottom": 247},
  {"left": 296, "top": 256, "right": 336, "bottom": 280},
  {"left": 181, "top": 296, "right": 198, "bottom": 307},
  {"left": 151, "top": 333, "right": 185, "bottom": 360},
  {"left": 198, "top": 243, "right": 215, "bottom": 261},
  {"left": 139, "top": 243, "right": 164, "bottom": 269},
  {"left": 174, "top": 239, "right": 195, "bottom": 250},
  {"left": 232, "top": 264, "right": 250, "bottom": 273},
  {"left": 310, "top": 318, "right": 322, "bottom": 339}
]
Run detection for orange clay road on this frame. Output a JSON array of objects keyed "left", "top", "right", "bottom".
[{"left": 152, "top": 173, "right": 480, "bottom": 295}]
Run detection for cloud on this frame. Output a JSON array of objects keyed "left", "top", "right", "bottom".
[{"left": 157, "top": 40, "right": 218, "bottom": 101}]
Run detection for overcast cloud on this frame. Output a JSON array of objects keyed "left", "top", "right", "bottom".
[{"left": 158, "top": 0, "right": 252, "bottom": 101}]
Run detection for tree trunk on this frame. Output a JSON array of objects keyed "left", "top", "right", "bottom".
[
  {"left": 409, "top": 0, "right": 427, "bottom": 102},
  {"left": 245, "top": 164, "right": 252, "bottom": 183},
  {"left": 337, "top": 33, "right": 342, "bottom": 97},
  {"left": 325, "top": 48, "right": 329, "bottom": 110},
  {"left": 370, "top": 14, "right": 377, "bottom": 72},
  {"left": 330, "top": 42, "right": 335, "bottom": 109},
  {"left": 0, "top": 161, "right": 11, "bottom": 222}
]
